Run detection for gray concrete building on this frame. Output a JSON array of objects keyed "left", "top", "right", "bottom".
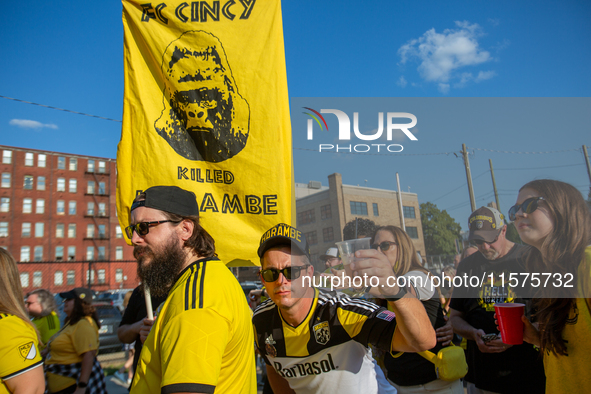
[{"left": 296, "top": 173, "right": 425, "bottom": 269}]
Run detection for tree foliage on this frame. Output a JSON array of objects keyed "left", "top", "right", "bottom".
[
  {"left": 505, "top": 221, "right": 522, "bottom": 244},
  {"left": 420, "top": 202, "right": 462, "bottom": 255}
]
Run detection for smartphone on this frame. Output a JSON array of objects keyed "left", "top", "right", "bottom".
[{"left": 481, "top": 333, "right": 498, "bottom": 343}]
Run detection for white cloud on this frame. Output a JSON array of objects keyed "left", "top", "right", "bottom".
[
  {"left": 398, "top": 21, "right": 495, "bottom": 91},
  {"left": 9, "top": 119, "right": 58, "bottom": 130},
  {"left": 397, "top": 76, "right": 408, "bottom": 88},
  {"left": 438, "top": 83, "right": 450, "bottom": 94}
]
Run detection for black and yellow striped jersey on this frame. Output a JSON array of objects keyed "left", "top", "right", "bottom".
[
  {"left": 131, "top": 257, "right": 256, "bottom": 394},
  {"left": 253, "top": 289, "right": 398, "bottom": 393},
  {"left": 32, "top": 311, "right": 61, "bottom": 350}
]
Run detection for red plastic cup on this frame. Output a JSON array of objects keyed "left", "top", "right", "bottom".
[{"left": 494, "top": 303, "right": 525, "bottom": 345}]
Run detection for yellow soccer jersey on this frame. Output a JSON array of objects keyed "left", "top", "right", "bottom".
[
  {"left": 0, "top": 314, "right": 43, "bottom": 394},
  {"left": 131, "top": 257, "right": 256, "bottom": 394},
  {"left": 33, "top": 311, "right": 61, "bottom": 349}
]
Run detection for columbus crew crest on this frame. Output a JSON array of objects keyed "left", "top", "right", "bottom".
[
  {"left": 265, "top": 334, "right": 277, "bottom": 358},
  {"left": 313, "top": 321, "right": 330, "bottom": 345}
]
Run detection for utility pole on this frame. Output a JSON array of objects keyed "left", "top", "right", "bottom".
[
  {"left": 583, "top": 145, "right": 591, "bottom": 190},
  {"left": 462, "top": 144, "right": 476, "bottom": 212},
  {"left": 396, "top": 173, "right": 406, "bottom": 231},
  {"left": 489, "top": 159, "right": 501, "bottom": 212}
]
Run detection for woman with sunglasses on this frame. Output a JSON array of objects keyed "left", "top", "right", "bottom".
[
  {"left": 371, "top": 226, "right": 462, "bottom": 394},
  {"left": 0, "top": 248, "right": 45, "bottom": 394},
  {"left": 45, "top": 288, "right": 106, "bottom": 394},
  {"left": 510, "top": 179, "right": 591, "bottom": 393}
]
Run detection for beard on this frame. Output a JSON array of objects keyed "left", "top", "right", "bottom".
[{"left": 135, "top": 237, "right": 187, "bottom": 298}]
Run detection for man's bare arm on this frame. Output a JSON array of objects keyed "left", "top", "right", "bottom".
[{"left": 266, "top": 364, "right": 295, "bottom": 394}]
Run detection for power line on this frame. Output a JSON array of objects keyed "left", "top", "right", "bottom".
[
  {"left": 0, "top": 95, "right": 122, "bottom": 123},
  {"left": 495, "top": 163, "right": 584, "bottom": 171},
  {"left": 293, "top": 147, "right": 454, "bottom": 156},
  {"left": 469, "top": 146, "right": 581, "bottom": 154}
]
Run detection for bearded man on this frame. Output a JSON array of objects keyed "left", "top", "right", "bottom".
[{"left": 127, "top": 185, "right": 256, "bottom": 394}]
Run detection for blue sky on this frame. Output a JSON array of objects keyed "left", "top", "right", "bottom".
[{"left": 1, "top": 0, "right": 590, "bottom": 232}]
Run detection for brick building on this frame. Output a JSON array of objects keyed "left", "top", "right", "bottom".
[
  {"left": 0, "top": 145, "right": 136, "bottom": 294},
  {"left": 295, "top": 173, "right": 425, "bottom": 270}
]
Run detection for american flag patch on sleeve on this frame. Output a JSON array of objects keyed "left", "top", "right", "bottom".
[{"left": 377, "top": 310, "right": 396, "bottom": 321}]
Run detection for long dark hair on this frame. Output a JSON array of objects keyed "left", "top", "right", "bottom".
[
  {"left": 520, "top": 179, "right": 591, "bottom": 356},
  {"left": 66, "top": 297, "right": 101, "bottom": 329}
]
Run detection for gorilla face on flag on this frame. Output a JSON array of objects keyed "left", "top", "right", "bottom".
[{"left": 155, "top": 30, "right": 250, "bottom": 163}]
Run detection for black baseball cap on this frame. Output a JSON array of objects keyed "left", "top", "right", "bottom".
[
  {"left": 59, "top": 288, "right": 92, "bottom": 303},
  {"left": 131, "top": 186, "right": 199, "bottom": 216},
  {"left": 468, "top": 206, "right": 505, "bottom": 243},
  {"left": 257, "top": 223, "right": 310, "bottom": 259}
]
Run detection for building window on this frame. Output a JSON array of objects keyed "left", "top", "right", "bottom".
[
  {"left": 87, "top": 181, "right": 95, "bottom": 194},
  {"left": 406, "top": 226, "right": 419, "bottom": 239},
  {"left": 68, "top": 201, "right": 76, "bottom": 215},
  {"left": 1, "top": 197, "right": 10, "bottom": 212},
  {"left": 36, "top": 199, "right": 45, "bottom": 214},
  {"left": 87, "top": 202, "right": 94, "bottom": 215},
  {"left": 20, "top": 246, "right": 30, "bottom": 262},
  {"left": 403, "top": 206, "right": 416, "bottom": 219},
  {"left": 116, "top": 268, "right": 123, "bottom": 282},
  {"left": 33, "top": 271, "right": 42, "bottom": 286},
  {"left": 0, "top": 222, "right": 8, "bottom": 237},
  {"left": 98, "top": 269, "right": 106, "bottom": 284},
  {"left": 298, "top": 209, "right": 315, "bottom": 225},
  {"left": 1, "top": 173, "right": 10, "bottom": 188},
  {"left": 56, "top": 223, "right": 64, "bottom": 238},
  {"left": 67, "top": 246, "right": 76, "bottom": 261},
  {"left": 57, "top": 200, "right": 65, "bottom": 214},
  {"left": 2, "top": 150, "right": 12, "bottom": 164},
  {"left": 57, "top": 156, "right": 66, "bottom": 169},
  {"left": 22, "top": 223, "right": 31, "bottom": 237},
  {"left": 373, "top": 203, "right": 379, "bottom": 216},
  {"left": 56, "top": 246, "right": 64, "bottom": 261},
  {"left": 57, "top": 177, "right": 66, "bottom": 192},
  {"left": 304, "top": 231, "right": 318, "bottom": 245},
  {"left": 98, "top": 203, "right": 106, "bottom": 216},
  {"left": 86, "top": 270, "right": 95, "bottom": 285},
  {"left": 320, "top": 204, "right": 332, "bottom": 220},
  {"left": 322, "top": 227, "right": 334, "bottom": 242},
  {"left": 86, "top": 247, "right": 94, "bottom": 260},
  {"left": 69, "top": 179, "right": 77, "bottom": 193},
  {"left": 350, "top": 201, "right": 368, "bottom": 215},
  {"left": 23, "top": 198, "right": 33, "bottom": 213},
  {"left": 25, "top": 152, "right": 34, "bottom": 166},
  {"left": 34, "top": 246, "right": 43, "bottom": 261},
  {"left": 98, "top": 225, "right": 106, "bottom": 238},
  {"left": 38, "top": 154, "right": 46, "bottom": 168},
  {"left": 35, "top": 222, "right": 44, "bottom": 238},
  {"left": 116, "top": 226, "right": 123, "bottom": 238},
  {"left": 20, "top": 272, "right": 29, "bottom": 287},
  {"left": 98, "top": 247, "right": 106, "bottom": 260},
  {"left": 69, "top": 158, "right": 77, "bottom": 171},
  {"left": 116, "top": 247, "right": 123, "bottom": 260},
  {"left": 68, "top": 224, "right": 76, "bottom": 238},
  {"left": 67, "top": 270, "right": 75, "bottom": 284},
  {"left": 98, "top": 182, "right": 106, "bottom": 195},
  {"left": 54, "top": 271, "right": 63, "bottom": 285},
  {"left": 37, "top": 176, "right": 46, "bottom": 190},
  {"left": 98, "top": 161, "right": 106, "bottom": 173},
  {"left": 87, "top": 224, "right": 95, "bottom": 238},
  {"left": 87, "top": 160, "right": 95, "bottom": 173},
  {"left": 24, "top": 175, "right": 33, "bottom": 190}
]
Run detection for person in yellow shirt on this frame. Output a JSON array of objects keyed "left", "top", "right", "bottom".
[
  {"left": 0, "top": 248, "right": 44, "bottom": 394},
  {"left": 26, "top": 289, "right": 61, "bottom": 350},
  {"left": 128, "top": 185, "right": 256, "bottom": 394},
  {"left": 45, "top": 288, "right": 106, "bottom": 394}
]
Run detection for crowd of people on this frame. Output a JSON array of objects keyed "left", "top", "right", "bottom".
[{"left": 0, "top": 180, "right": 589, "bottom": 394}]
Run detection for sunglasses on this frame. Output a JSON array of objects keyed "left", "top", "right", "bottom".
[
  {"left": 260, "top": 266, "right": 309, "bottom": 282},
  {"left": 508, "top": 197, "right": 545, "bottom": 221},
  {"left": 371, "top": 241, "right": 397, "bottom": 251},
  {"left": 473, "top": 234, "right": 499, "bottom": 246},
  {"left": 125, "top": 220, "right": 180, "bottom": 238}
]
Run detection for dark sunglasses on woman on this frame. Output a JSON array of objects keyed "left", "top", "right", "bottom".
[
  {"left": 508, "top": 197, "right": 545, "bottom": 221},
  {"left": 371, "top": 241, "right": 397, "bottom": 251}
]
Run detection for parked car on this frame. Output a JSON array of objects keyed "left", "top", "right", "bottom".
[
  {"left": 93, "top": 302, "right": 124, "bottom": 353},
  {"left": 96, "top": 289, "right": 133, "bottom": 313}
]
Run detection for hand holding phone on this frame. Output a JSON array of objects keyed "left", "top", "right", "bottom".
[{"left": 481, "top": 333, "right": 498, "bottom": 343}]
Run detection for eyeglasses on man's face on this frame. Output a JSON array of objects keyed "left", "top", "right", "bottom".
[
  {"left": 260, "top": 265, "right": 309, "bottom": 282},
  {"left": 125, "top": 220, "right": 181, "bottom": 238}
]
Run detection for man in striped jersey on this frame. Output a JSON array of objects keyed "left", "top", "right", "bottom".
[
  {"left": 128, "top": 186, "right": 256, "bottom": 394},
  {"left": 25, "top": 289, "right": 61, "bottom": 350},
  {"left": 253, "top": 223, "right": 436, "bottom": 393}
]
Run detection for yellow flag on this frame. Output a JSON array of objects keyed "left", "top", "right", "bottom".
[{"left": 118, "top": 0, "right": 292, "bottom": 265}]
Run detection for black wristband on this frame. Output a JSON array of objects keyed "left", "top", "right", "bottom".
[
  {"left": 78, "top": 381, "right": 88, "bottom": 388},
  {"left": 389, "top": 285, "right": 408, "bottom": 301}
]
